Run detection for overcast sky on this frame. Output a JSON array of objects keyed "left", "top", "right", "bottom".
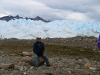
[{"left": 0, "top": 0, "right": 100, "bottom": 22}]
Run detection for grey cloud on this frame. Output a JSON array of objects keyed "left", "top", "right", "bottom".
[
  {"left": 35, "top": 0, "right": 99, "bottom": 12},
  {"left": 86, "top": 11, "right": 100, "bottom": 22},
  {"left": 0, "top": 0, "right": 100, "bottom": 22},
  {"left": 34, "top": 0, "right": 100, "bottom": 21}
]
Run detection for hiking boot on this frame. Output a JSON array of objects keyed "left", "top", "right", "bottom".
[
  {"left": 46, "top": 64, "right": 52, "bottom": 67},
  {"left": 35, "top": 65, "right": 38, "bottom": 67}
]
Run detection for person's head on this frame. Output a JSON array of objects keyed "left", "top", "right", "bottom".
[{"left": 36, "top": 37, "right": 41, "bottom": 42}]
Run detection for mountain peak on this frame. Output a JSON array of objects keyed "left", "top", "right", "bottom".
[
  {"left": 0, "top": 15, "right": 50, "bottom": 22},
  {"left": 34, "top": 16, "right": 42, "bottom": 20}
]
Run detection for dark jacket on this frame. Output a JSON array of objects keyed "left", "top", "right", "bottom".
[{"left": 33, "top": 41, "right": 45, "bottom": 56}]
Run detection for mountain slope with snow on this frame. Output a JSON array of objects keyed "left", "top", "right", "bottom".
[{"left": 0, "top": 19, "right": 100, "bottom": 39}]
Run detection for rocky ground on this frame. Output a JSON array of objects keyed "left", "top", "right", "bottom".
[
  {"left": 1, "top": 54, "right": 100, "bottom": 75},
  {"left": 0, "top": 36, "right": 100, "bottom": 75}
]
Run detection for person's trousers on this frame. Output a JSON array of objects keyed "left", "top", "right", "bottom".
[{"left": 34, "top": 53, "right": 50, "bottom": 65}]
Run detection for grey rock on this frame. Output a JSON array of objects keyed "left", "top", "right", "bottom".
[
  {"left": 67, "top": 62, "right": 76, "bottom": 69},
  {"left": 22, "top": 51, "right": 33, "bottom": 56},
  {"left": 29, "top": 56, "right": 44, "bottom": 66},
  {"left": 71, "top": 69, "right": 90, "bottom": 75},
  {"left": 0, "top": 63, "right": 14, "bottom": 70}
]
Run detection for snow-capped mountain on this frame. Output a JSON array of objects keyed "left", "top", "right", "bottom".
[{"left": 0, "top": 18, "right": 100, "bottom": 39}]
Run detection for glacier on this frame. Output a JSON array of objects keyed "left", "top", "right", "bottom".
[{"left": 0, "top": 19, "right": 100, "bottom": 39}]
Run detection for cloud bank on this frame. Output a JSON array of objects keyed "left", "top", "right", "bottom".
[{"left": 0, "top": 0, "right": 100, "bottom": 21}]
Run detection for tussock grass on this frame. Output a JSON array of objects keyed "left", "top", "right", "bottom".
[
  {"left": 0, "top": 45, "right": 32, "bottom": 49},
  {"left": 0, "top": 44, "right": 100, "bottom": 60},
  {"left": 45, "top": 44, "right": 100, "bottom": 60}
]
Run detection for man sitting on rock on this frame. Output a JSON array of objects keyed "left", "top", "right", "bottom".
[{"left": 33, "top": 37, "right": 51, "bottom": 67}]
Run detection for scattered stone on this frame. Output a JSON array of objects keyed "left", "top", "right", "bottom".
[
  {"left": 96, "top": 67, "right": 100, "bottom": 71},
  {"left": 0, "top": 63, "right": 15, "bottom": 70},
  {"left": 84, "top": 62, "right": 92, "bottom": 67},
  {"left": 71, "top": 69, "right": 90, "bottom": 75},
  {"left": 52, "top": 66, "right": 57, "bottom": 69},
  {"left": 83, "top": 58, "right": 90, "bottom": 63},
  {"left": 45, "top": 73, "right": 53, "bottom": 75},
  {"left": 19, "top": 67, "right": 24, "bottom": 71},
  {"left": 67, "top": 62, "right": 76, "bottom": 69},
  {"left": 89, "top": 67, "right": 96, "bottom": 70}
]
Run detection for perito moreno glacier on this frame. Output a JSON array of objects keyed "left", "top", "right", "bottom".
[{"left": 0, "top": 19, "right": 100, "bottom": 39}]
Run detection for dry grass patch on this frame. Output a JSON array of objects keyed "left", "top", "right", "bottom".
[
  {"left": 0, "top": 44, "right": 100, "bottom": 60},
  {"left": 45, "top": 44, "right": 100, "bottom": 60}
]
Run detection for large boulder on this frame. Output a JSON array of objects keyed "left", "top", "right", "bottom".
[
  {"left": 21, "top": 51, "right": 33, "bottom": 56},
  {"left": 21, "top": 52, "right": 44, "bottom": 66},
  {"left": 29, "top": 56, "right": 44, "bottom": 66},
  {"left": 21, "top": 56, "right": 32, "bottom": 62}
]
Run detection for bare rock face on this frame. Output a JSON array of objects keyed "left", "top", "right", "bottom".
[{"left": 29, "top": 56, "right": 44, "bottom": 66}]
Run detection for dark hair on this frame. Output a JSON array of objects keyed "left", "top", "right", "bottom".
[{"left": 37, "top": 37, "right": 41, "bottom": 39}]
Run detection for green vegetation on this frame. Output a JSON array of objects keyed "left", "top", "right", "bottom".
[
  {"left": 45, "top": 44, "right": 100, "bottom": 60},
  {"left": 0, "top": 44, "right": 100, "bottom": 60}
]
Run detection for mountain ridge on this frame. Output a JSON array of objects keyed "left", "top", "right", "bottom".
[{"left": 0, "top": 15, "right": 50, "bottom": 22}]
